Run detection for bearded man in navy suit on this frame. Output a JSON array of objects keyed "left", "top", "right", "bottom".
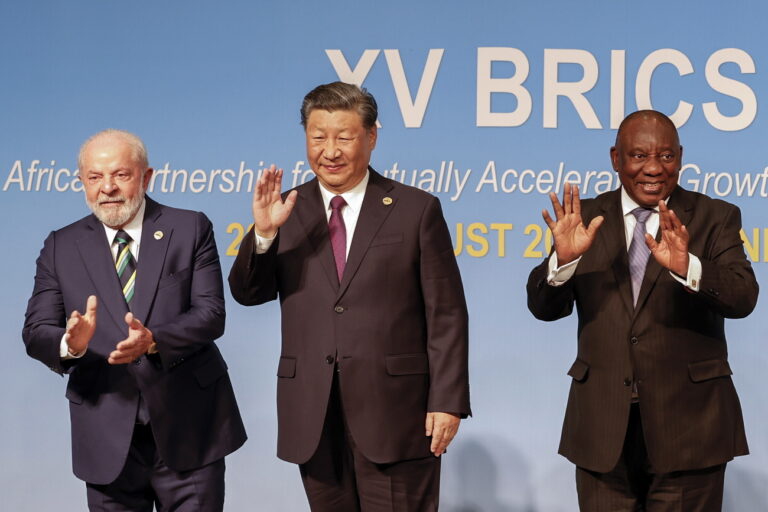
[{"left": 23, "top": 129, "right": 246, "bottom": 511}]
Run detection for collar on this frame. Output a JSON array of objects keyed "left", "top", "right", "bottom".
[{"left": 318, "top": 169, "right": 370, "bottom": 215}]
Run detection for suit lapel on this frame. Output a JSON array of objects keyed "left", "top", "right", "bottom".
[
  {"left": 132, "top": 198, "right": 171, "bottom": 324},
  {"left": 337, "top": 169, "right": 395, "bottom": 298},
  {"left": 598, "top": 191, "right": 635, "bottom": 317},
  {"left": 293, "top": 181, "right": 340, "bottom": 291},
  {"left": 77, "top": 215, "right": 129, "bottom": 332},
  {"left": 634, "top": 186, "right": 692, "bottom": 313}
]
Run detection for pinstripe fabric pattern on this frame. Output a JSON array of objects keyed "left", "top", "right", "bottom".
[
  {"left": 114, "top": 230, "right": 136, "bottom": 307},
  {"left": 628, "top": 208, "right": 653, "bottom": 306}
]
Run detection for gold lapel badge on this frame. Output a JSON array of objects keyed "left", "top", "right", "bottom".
[
  {"left": 382, "top": 197, "right": 393, "bottom": 206},
  {"left": 154, "top": 230, "right": 164, "bottom": 240}
]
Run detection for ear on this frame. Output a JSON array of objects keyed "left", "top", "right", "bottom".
[
  {"left": 142, "top": 168, "right": 154, "bottom": 189},
  {"left": 367, "top": 125, "right": 378, "bottom": 150},
  {"left": 609, "top": 146, "right": 619, "bottom": 172}
]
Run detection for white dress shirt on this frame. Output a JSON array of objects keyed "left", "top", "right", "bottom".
[{"left": 546, "top": 187, "right": 702, "bottom": 291}]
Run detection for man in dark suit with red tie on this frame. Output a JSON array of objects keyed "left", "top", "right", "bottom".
[
  {"left": 527, "top": 111, "right": 758, "bottom": 511},
  {"left": 23, "top": 129, "right": 246, "bottom": 511},
  {"left": 229, "top": 82, "right": 471, "bottom": 511}
]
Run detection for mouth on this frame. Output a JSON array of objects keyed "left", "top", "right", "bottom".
[
  {"left": 98, "top": 199, "right": 125, "bottom": 208},
  {"left": 638, "top": 182, "right": 664, "bottom": 194},
  {"left": 322, "top": 163, "right": 345, "bottom": 173}
]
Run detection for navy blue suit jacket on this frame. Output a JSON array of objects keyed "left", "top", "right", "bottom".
[{"left": 23, "top": 197, "right": 246, "bottom": 485}]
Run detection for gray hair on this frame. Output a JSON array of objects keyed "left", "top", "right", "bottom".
[
  {"left": 78, "top": 129, "right": 149, "bottom": 170},
  {"left": 300, "top": 81, "right": 378, "bottom": 129}
]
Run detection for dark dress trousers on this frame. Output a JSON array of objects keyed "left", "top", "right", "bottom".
[
  {"left": 23, "top": 197, "right": 247, "bottom": 485},
  {"left": 229, "top": 169, "right": 471, "bottom": 465},
  {"left": 527, "top": 186, "right": 758, "bottom": 474}
]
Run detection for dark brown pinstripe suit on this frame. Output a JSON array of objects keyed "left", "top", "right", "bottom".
[{"left": 527, "top": 186, "right": 757, "bottom": 474}]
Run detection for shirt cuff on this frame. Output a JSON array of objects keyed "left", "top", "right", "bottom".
[
  {"left": 60, "top": 334, "right": 85, "bottom": 360},
  {"left": 254, "top": 231, "right": 276, "bottom": 255},
  {"left": 669, "top": 253, "right": 702, "bottom": 291},
  {"left": 546, "top": 252, "right": 581, "bottom": 286}
]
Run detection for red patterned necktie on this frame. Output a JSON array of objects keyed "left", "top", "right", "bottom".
[{"left": 329, "top": 195, "right": 347, "bottom": 282}]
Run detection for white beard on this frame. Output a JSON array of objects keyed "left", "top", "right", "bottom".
[{"left": 86, "top": 184, "right": 145, "bottom": 228}]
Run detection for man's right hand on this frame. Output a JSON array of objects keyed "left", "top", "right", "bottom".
[
  {"left": 542, "top": 183, "right": 604, "bottom": 266},
  {"left": 65, "top": 295, "right": 97, "bottom": 354},
  {"left": 252, "top": 164, "right": 298, "bottom": 238}
]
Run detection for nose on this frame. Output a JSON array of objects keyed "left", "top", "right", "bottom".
[
  {"left": 322, "top": 140, "right": 340, "bottom": 160},
  {"left": 100, "top": 175, "right": 116, "bottom": 193},
  {"left": 643, "top": 155, "right": 663, "bottom": 175}
]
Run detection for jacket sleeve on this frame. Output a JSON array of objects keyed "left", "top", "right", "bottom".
[
  {"left": 227, "top": 226, "right": 279, "bottom": 306},
  {"left": 418, "top": 196, "right": 472, "bottom": 417},
  {"left": 696, "top": 203, "right": 758, "bottom": 319},
  {"left": 22, "top": 231, "right": 71, "bottom": 375},
  {"left": 526, "top": 256, "right": 577, "bottom": 322}
]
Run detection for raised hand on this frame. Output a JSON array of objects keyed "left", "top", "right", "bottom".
[
  {"left": 645, "top": 200, "right": 689, "bottom": 276},
  {"left": 252, "top": 165, "right": 298, "bottom": 238},
  {"left": 542, "top": 183, "right": 604, "bottom": 266},
  {"left": 65, "top": 295, "right": 97, "bottom": 355},
  {"left": 108, "top": 312, "right": 155, "bottom": 365}
]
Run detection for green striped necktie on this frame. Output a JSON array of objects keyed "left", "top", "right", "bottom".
[{"left": 114, "top": 230, "right": 136, "bottom": 307}]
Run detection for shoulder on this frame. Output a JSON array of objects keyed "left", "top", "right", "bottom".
[{"left": 672, "top": 187, "right": 739, "bottom": 214}]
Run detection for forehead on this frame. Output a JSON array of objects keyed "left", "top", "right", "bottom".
[
  {"left": 306, "top": 109, "right": 365, "bottom": 130},
  {"left": 618, "top": 116, "right": 680, "bottom": 149},
  {"left": 82, "top": 138, "right": 140, "bottom": 170}
]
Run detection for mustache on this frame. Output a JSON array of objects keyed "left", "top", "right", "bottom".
[{"left": 96, "top": 194, "right": 128, "bottom": 203}]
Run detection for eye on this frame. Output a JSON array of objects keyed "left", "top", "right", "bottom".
[
  {"left": 660, "top": 153, "right": 675, "bottom": 162},
  {"left": 632, "top": 153, "right": 647, "bottom": 160}
]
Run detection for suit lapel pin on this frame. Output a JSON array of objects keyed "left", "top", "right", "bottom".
[
  {"left": 382, "top": 197, "right": 393, "bottom": 206},
  {"left": 154, "top": 230, "right": 164, "bottom": 240}
]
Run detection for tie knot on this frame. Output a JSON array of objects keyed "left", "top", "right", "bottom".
[
  {"left": 114, "top": 230, "right": 132, "bottom": 246},
  {"left": 330, "top": 195, "right": 346, "bottom": 211},
  {"left": 631, "top": 207, "right": 653, "bottom": 224}
]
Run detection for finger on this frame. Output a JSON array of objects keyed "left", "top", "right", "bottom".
[
  {"left": 548, "top": 192, "right": 564, "bottom": 219},
  {"left": 69, "top": 310, "right": 81, "bottom": 321},
  {"left": 571, "top": 184, "right": 581, "bottom": 216},
  {"left": 284, "top": 189, "right": 298, "bottom": 212},
  {"left": 66, "top": 315, "right": 80, "bottom": 332},
  {"left": 116, "top": 338, "right": 137, "bottom": 352},
  {"left": 562, "top": 182, "right": 572, "bottom": 215},
  {"left": 542, "top": 210, "right": 556, "bottom": 231},
  {"left": 430, "top": 426, "right": 445, "bottom": 455},
  {"left": 108, "top": 352, "right": 134, "bottom": 365},
  {"left": 666, "top": 209, "right": 683, "bottom": 231},
  {"left": 586, "top": 215, "right": 604, "bottom": 239},
  {"left": 85, "top": 295, "right": 98, "bottom": 316},
  {"left": 644, "top": 233, "right": 658, "bottom": 251},
  {"left": 425, "top": 413, "right": 434, "bottom": 436}
]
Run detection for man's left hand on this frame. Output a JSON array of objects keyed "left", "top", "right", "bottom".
[
  {"left": 108, "top": 312, "right": 155, "bottom": 365},
  {"left": 426, "top": 412, "right": 461, "bottom": 457},
  {"left": 646, "top": 199, "right": 690, "bottom": 276}
]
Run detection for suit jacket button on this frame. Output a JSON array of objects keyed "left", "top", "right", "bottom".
[
  {"left": 325, "top": 355, "right": 335, "bottom": 364},
  {"left": 134, "top": 358, "right": 141, "bottom": 365},
  {"left": 623, "top": 378, "right": 632, "bottom": 386},
  {"left": 334, "top": 306, "right": 344, "bottom": 313},
  {"left": 630, "top": 336, "right": 638, "bottom": 345}
]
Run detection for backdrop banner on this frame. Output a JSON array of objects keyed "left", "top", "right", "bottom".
[{"left": 2, "top": 1, "right": 766, "bottom": 510}]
